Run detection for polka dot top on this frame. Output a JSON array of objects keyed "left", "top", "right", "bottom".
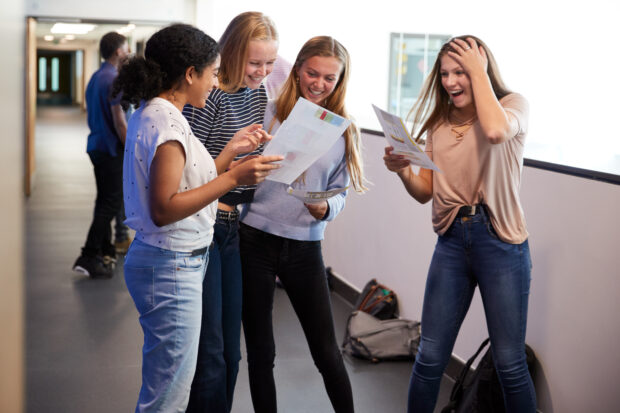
[{"left": 123, "top": 97, "right": 217, "bottom": 252}]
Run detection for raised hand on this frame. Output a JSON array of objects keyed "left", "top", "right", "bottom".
[
  {"left": 228, "top": 124, "right": 272, "bottom": 155},
  {"left": 228, "top": 154, "right": 283, "bottom": 186},
  {"left": 448, "top": 37, "right": 488, "bottom": 78}
]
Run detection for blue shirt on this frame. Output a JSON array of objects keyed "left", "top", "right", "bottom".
[
  {"left": 86, "top": 62, "right": 122, "bottom": 156},
  {"left": 182, "top": 85, "right": 268, "bottom": 206},
  {"left": 240, "top": 101, "right": 350, "bottom": 241}
]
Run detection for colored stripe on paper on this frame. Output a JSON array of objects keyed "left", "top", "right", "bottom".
[{"left": 314, "top": 108, "right": 345, "bottom": 127}]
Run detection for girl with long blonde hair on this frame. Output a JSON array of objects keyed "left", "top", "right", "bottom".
[
  {"left": 239, "top": 36, "right": 364, "bottom": 413},
  {"left": 181, "top": 11, "right": 280, "bottom": 413},
  {"left": 384, "top": 35, "right": 536, "bottom": 413}
]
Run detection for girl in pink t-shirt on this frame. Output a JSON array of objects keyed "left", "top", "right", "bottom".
[{"left": 384, "top": 35, "right": 535, "bottom": 413}]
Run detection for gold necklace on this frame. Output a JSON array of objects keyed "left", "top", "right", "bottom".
[{"left": 449, "top": 113, "right": 476, "bottom": 141}]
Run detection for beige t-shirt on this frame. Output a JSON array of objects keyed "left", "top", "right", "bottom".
[{"left": 426, "top": 93, "right": 529, "bottom": 244}]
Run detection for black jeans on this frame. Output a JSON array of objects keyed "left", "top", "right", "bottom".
[
  {"left": 239, "top": 223, "right": 354, "bottom": 413},
  {"left": 82, "top": 150, "right": 123, "bottom": 257}
]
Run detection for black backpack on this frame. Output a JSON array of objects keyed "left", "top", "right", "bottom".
[{"left": 441, "top": 338, "right": 536, "bottom": 413}]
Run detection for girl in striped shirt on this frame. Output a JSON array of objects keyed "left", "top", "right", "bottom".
[{"left": 182, "top": 12, "right": 279, "bottom": 413}]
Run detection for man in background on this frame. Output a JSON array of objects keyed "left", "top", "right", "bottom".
[{"left": 73, "top": 32, "right": 129, "bottom": 278}]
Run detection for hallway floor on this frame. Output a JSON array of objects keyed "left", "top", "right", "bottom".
[{"left": 26, "top": 106, "right": 452, "bottom": 412}]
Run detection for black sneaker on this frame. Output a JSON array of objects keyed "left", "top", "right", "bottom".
[{"left": 72, "top": 255, "right": 114, "bottom": 279}]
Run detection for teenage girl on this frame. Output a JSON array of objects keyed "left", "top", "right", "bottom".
[
  {"left": 239, "top": 36, "right": 366, "bottom": 413},
  {"left": 181, "top": 12, "right": 279, "bottom": 413},
  {"left": 113, "top": 24, "right": 281, "bottom": 412},
  {"left": 383, "top": 35, "right": 536, "bottom": 413}
]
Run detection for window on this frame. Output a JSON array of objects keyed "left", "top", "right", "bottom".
[
  {"left": 51, "top": 57, "right": 59, "bottom": 92},
  {"left": 38, "top": 57, "right": 46, "bottom": 92},
  {"left": 388, "top": 33, "right": 450, "bottom": 121}
]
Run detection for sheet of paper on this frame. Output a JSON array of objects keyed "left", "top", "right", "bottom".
[
  {"left": 262, "top": 97, "right": 351, "bottom": 184},
  {"left": 286, "top": 186, "right": 348, "bottom": 204},
  {"left": 371, "top": 104, "right": 441, "bottom": 172}
]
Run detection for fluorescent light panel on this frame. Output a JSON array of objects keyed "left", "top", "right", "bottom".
[
  {"left": 51, "top": 23, "right": 97, "bottom": 34},
  {"left": 117, "top": 24, "right": 136, "bottom": 35}
]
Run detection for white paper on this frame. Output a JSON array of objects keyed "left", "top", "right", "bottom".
[
  {"left": 262, "top": 97, "right": 351, "bottom": 184},
  {"left": 371, "top": 104, "right": 441, "bottom": 172},
  {"left": 286, "top": 186, "right": 348, "bottom": 204}
]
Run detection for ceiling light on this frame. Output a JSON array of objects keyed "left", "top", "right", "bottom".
[
  {"left": 44, "top": 35, "right": 54, "bottom": 41},
  {"left": 64, "top": 34, "right": 76, "bottom": 40},
  {"left": 51, "top": 23, "right": 97, "bottom": 35},
  {"left": 117, "top": 24, "right": 136, "bottom": 35}
]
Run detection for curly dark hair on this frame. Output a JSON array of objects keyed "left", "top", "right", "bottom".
[{"left": 112, "top": 24, "right": 219, "bottom": 110}]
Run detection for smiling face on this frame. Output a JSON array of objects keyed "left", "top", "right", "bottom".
[
  {"left": 188, "top": 55, "right": 220, "bottom": 108},
  {"left": 296, "top": 55, "right": 343, "bottom": 106},
  {"left": 244, "top": 39, "right": 278, "bottom": 89},
  {"left": 440, "top": 55, "right": 475, "bottom": 116}
]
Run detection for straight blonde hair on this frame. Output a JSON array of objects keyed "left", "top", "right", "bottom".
[
  {"left": 218, "top": 11, "right": 278, "bottom": 93},
  {"left": 273, "top": 36, "right": 367, "bottom": 192},
  {"left": 408, "top": 35, "right": 512, "bottom": 142}
]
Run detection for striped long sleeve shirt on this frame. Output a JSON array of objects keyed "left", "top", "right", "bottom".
[{"left": 182, "top": 85, "right": 268, "bottom": 206}]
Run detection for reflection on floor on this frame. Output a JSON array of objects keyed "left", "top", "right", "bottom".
[{"left": 26, "top": 106, "right": 452, "bottom": 412}]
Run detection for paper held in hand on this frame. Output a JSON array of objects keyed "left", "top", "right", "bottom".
[
  {"left": 371, "top": 104, "right": 441, "bottom": 172},
  {"left": 286, "top": 186, "right": 348, "bottom": 204},
  {"left": 262, "top": 97, "right": 351, "bottom": 185}
]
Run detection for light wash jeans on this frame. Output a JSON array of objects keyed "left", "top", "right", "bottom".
[
  {"left": 408, "top": 208, "right": 536, "bottom": 413},
  {"left": 124, "top": 238, "right": 208, "bottom": 413}
]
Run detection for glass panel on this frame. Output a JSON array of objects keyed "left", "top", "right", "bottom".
[
  {"left": 388, "top": 33, "right": 450, "bottom": 122},
  {"left": 51, "top": 57, "right": 59, "bottom": 92},
  {"left": 38, "top": 57, "right": 46, "bottom": 92}
]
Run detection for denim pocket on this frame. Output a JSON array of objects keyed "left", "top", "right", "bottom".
[
  {"left": 485, "top": 218, "right": 501, "bottom": 242},
  {"left": 178, "top": 254, "right": 205, "bottom": 272},
  {"left": 124, "top": 266, "right": 155, "bottom": 315}
]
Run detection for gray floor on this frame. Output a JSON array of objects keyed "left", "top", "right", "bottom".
[{"left": 26, "top": 106, "right": 452, "bottom": 412}]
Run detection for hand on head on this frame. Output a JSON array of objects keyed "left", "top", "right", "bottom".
[
  {"left": 448, "top": 37, "right": 488, "bottom": 77},
  {"left": 228, "top": 154, "right": 283, "bottom": 186},
  {"left": 383, "top": 146, "right": 410, "bottom": 174},
  {"left": 229, "top": 124, "right": 273, "bottom": 155}
]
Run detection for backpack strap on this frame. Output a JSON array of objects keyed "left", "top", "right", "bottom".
[{"left": 449, "top": 338, "right": 491, "bottom": 403}]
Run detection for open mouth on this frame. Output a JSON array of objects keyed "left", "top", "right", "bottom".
[{"left": 451, "top": 90, "right": 464, "bottom": 98}]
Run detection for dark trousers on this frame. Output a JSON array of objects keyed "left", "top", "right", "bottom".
[
  {"left": 82, "top": 150, "right": 123, "bottom": 257},
  {"left": 239, "top": 223, "right": 354, "bottom": 413},
  {"left": 187, "top": 215, "right": 243, "bottom": 413}
]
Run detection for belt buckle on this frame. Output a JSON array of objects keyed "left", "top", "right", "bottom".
[{"left": 460, "top": 205, "right": 477, "bottom": 222}]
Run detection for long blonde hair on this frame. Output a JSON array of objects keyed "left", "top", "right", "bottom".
[
  {"left": 408, "top": 35, "right": 512, "bottom": 142},
  {"left": 218, "top": 11, "right": 278, "bottom": 93},
  {"left": 274, "top": 36, "right": 367, "bottom": 192}
]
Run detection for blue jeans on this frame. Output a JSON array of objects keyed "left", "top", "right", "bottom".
[
  {"left": 187, "top": 214, "right": 242, "bottom": 413},
  {"left": 124, "top": 238, "right": 208, "bottom": 413},
  {"left": 408, "top": 209, "right": 536, "bottom": 413}
]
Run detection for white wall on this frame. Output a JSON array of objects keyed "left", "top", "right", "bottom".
[
  {"left": 322, "top": 132, "right": 620, "bottom": 413},
  {"left": 0, "top": 1, "right": 25, "bottom": 413},
  {"left": 196, "top": 0, "right": 620, "bottom": 174}
]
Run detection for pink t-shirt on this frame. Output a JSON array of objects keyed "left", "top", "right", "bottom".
[{"left": 426, "top": 93, "right": 529, "bottom": 244}]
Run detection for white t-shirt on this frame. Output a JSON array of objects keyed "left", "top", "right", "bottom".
[{"left": 123, "top": 97, "right": 217, "bottom": 252}]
